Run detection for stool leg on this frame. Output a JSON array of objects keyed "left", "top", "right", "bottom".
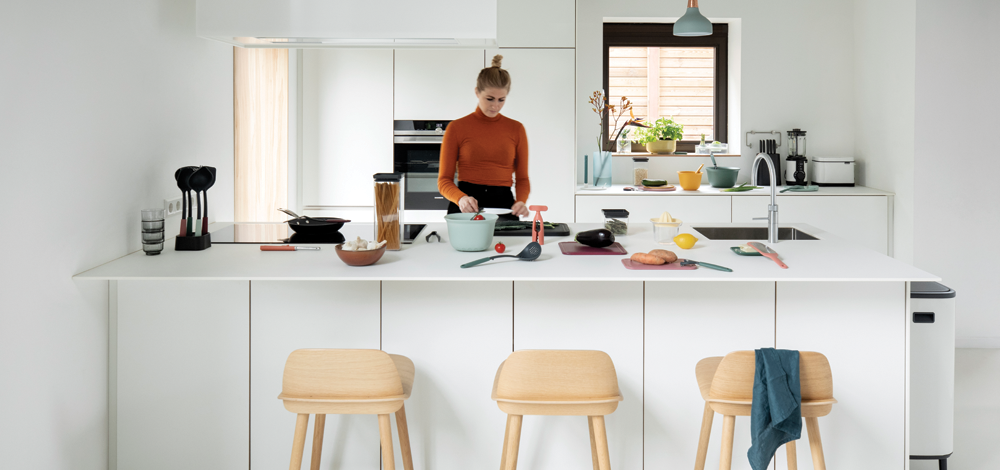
[
  {"left": 310, "top": 414, "right": 325, "bottom": 470},
  {"left": 590, "top": 416, "right": 611, "bottom": 470},
  {"left": 379, "top": 414, "right": 396, "bottom": 470},
  {"left": 804, "top": 418, "right": 826, "bottom": 470},
  {"left": 695, "top": 402, "right": 714, "bottom": 470},
  {"left": 395, "top": 405, "right": 414, "bottom": 470},
  {"left": 588, "top": 416, "right": 600, "bottom": 470},
  {"left": 502, "top": 415, "right": 523, "bottom": 470},
  {"left": 289, "top": 413, "right": 309, "bottom": 470},
  {"left": 719, "top": 415, "right": 736, "bottom": 470},
  {"left": 500, "top": 415, "right": 512, "bottom": 470},
  {"left": 785, "top": 440, "right": 797, "bottom": 470}
]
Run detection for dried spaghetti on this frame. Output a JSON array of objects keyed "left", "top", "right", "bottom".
[{"left": 374, "top": 181, "right": 401, "bottom": 250}]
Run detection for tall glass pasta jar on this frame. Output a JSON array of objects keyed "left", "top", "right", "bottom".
[{"left": 373, "top": 173, "right": 403, "bottom": 250}]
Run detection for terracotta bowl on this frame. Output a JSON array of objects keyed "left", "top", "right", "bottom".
[{"left": 335, "top": 245, "right": 386, "bottom": 266}]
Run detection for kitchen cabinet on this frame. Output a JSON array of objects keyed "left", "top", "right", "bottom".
[
  {"left": 513, "top": 281, "right": 645, "bottom": 470},
  {"left": 248, "top": 281, "right": 381, "bottom": 470},
  {"left": 492, "top": 49, "right": 576, "bottom": 222},
  {"left": 644, "top": 282, "right": 776, "bottom": 470},
  {"left": 115, "top": 281, "right": 249, "bottom": 470},
  {"left": 575, "top": 195, "right": 733, "bottom": 225},
  {"left": 497, "top": 0, "right": 575, "bottom": 48},
  {"left": 302, "top": 49, "right": 394, "bottom": 207},
  {"left": 732, "top": 196, "right": 889, "bottom": 254},
  {"left": 394, "top": 49, "right": 486, "bottom": 120},
  {"left": 381, "top": 281, "right": 514, "bottom": 470}
]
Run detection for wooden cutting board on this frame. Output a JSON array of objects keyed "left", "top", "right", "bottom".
[
  {"left": 558, "top": 241, "right": 627, "bottom": 255},
  {"left": 621, "top": 259, "right": 697, "bottom": 270}
]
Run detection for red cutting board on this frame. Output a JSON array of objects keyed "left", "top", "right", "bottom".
[
  {"left": 559, "top": 241, "right": 627, "bottom": 255},
  {"left": 621, "top": 259, "right": 697, "bottom": 270}
]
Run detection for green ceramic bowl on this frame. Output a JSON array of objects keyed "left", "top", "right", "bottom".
[
  {"left": 444, "top": 213, "right": 499, "bottom": 252},
  {"left": 706, "top": 167, "right": 740, "bottom": 188}
]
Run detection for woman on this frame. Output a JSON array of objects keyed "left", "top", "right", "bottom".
[{"left": 438, "top": 55, "right": 530, "bottom": 218}]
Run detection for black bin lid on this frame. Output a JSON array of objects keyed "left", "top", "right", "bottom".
[
  {"left": 602, "top": 209, "right": 629, "bottom": 218},
  {"left": 373, "top": 172, "right": 402, "bottom": 182},
  {"left": 910, "top": 281, "right": 956, "bottom": 299}
]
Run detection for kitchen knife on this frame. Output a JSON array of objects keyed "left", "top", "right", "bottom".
[
  {"left": 747, "top": 241, "right": 788, "bottom": 269},
  {"left": 260, "top": 245, "right": 321, "bottom": 251},
  {"left": 679, "top": 259, "right": 733, "bottom": 272}
]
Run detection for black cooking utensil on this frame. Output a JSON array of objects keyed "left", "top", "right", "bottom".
[
  {"left": 461, "top": 241, "right": 542, "bottom": 268},
  {"left": 200, "top": 166, "right": 216, "bottom": 235},
  {"left": 188, "top": 166, "right": 213, "bottom": 237},
  {"left": 277, "top": 208, "right": 350, "bottom": 235},
  {"left": 174, "top": 166, "right": 197, "bottom": 237}
]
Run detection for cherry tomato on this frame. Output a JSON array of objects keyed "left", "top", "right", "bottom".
[
  {"left": 495, "top": 242, "right": 506, "bottom": 253},
  {"left": 472, "top": 214, "right": 485, "bottom": 220}
]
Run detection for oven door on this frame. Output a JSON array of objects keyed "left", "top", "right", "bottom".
[{"left": 393, "top": 137, "right": 450, "bottom": 210}]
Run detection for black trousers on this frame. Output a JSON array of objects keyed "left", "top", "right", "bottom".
[{"left": 446, "top": 181, "right": 516, "bottom": 215}]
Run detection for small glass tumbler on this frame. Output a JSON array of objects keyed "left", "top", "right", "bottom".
[
  {"left": 141, "top": 208, "right": 165, "bottom": 255},
  {"left": 142, "top": 242, "right": 164, "bottom": 255}
]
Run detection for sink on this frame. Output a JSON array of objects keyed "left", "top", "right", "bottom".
[{"left": 692, "top": 227, "right": 818, "bottom": 240}]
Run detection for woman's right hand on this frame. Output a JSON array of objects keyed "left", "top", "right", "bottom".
[{"left": 458, "top": 196, "right": 479, "bottom": 213}]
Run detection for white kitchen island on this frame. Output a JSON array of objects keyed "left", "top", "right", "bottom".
[{"left": 77, "top": 222, "right": 935, "bottom": 470}]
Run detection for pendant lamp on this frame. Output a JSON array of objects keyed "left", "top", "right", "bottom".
[{"left": 674, "top": 0, "right": 712, "bottom": 36}]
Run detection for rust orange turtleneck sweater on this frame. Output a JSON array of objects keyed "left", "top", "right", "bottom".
[{"left": 437, "top": 107, "right": 530, "bottom": 205}]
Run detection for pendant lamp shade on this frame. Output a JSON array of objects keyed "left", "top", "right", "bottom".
[{"left": 674, "top": 0, "right": 712, "bottom": 37}]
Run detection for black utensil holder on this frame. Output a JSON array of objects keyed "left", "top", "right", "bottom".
[{"left": 175, "top": 233, "right": 212, "bottom": 251}]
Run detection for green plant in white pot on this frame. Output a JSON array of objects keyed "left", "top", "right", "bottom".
[{"left": 633, "top": 117, "right": 684, "bottom": 154}]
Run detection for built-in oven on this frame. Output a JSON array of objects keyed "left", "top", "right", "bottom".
[{"left": 393, "top": 120, "right": 452, "bottom": 211}]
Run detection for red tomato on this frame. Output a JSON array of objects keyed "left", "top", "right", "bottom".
[
  {"left": 472, "top": 214, "right": 485, "bottom": 220},
  {"left": 495, "top": 242, "right": 506, "bottom": 253}
]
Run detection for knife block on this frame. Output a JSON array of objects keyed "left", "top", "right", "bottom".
[
  {"left": 175, "top": 233, "right": 212, "bottom": 251},
  {"left": 755, "top": 153, "right": 783, "bottom": 186}
]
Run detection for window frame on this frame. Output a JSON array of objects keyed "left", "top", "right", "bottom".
[{"left": 603, "top": 23, "right": 729, "bottom": 153}]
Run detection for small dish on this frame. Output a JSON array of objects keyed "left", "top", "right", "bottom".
[
  {"left": 730, "top": 246, "right": 763, "bottom": 256},
  {"left": 335, "top": 245, "right": 386, "bottom": 266}
]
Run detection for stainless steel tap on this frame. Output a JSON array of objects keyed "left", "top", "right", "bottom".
[{"left": 750, "top": 152, "right": 779, "bottom": 243}]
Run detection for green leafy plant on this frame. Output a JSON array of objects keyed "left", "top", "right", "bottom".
[{"left": 632, "top": 117, "right": 684, "bottom": 144}]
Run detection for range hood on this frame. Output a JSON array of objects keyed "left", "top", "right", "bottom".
[{"left": 197, "top": 0, "right": 497, "bottom": 48}]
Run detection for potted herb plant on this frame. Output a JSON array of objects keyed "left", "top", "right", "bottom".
[{"left": 633, "top": 117, "right": 685, "bottom": 154}]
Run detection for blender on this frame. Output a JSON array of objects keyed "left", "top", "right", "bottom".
[{"left": 785, "top": 129, "right": 808, "bottom": 186}]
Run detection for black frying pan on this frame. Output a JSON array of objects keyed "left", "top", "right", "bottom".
[{"left": 286, "top": 217, "right": 350, "bottom": 235}]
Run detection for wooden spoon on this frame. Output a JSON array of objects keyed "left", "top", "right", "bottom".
[{"left": 696, "top": 164, "right": 705, "bottom": 173}]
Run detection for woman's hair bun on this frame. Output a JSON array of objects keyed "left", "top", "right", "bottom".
[{"left": 491, "top": 54, "right": 503, "bottom": 68}]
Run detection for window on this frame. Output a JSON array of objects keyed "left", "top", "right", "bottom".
[{"left": 603, "top": 23, "right": 728, "bottom": 153}]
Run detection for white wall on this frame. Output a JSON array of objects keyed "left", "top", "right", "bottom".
[
  {"left": 854, "top": 0, "right": 916, "bottom": 263},
  {"left": 914, "top": 0, "right": 1000, "bottom": 346},
  {"left": 0, "top": 0, "right": 234, "bottom": 467},
  {"left": 576, "top": 0, "right": 856, "bottom": 185}
]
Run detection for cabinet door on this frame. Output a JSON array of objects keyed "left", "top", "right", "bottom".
[
  {"left": 116, "top": 281, "right": 250, "bottom": 470},
  {"left": 575, "top": 195, "right": 732, "bottom": 224},
  {"left": 644, "top": 282, "right": 776, "bottom": 470},
  {"left": 497, "top": 0, "right": 575, "bottom": 47},
  {"left": 302, "top": 49, "right": 394, "bottom": 207},
  {"left": 494, "top": 49, "right": 576, "bottom": 222},
  {"left": 732, "top": 196, "right": 889, "bottom": 254},
  {"left": 249, "top": 281, "right": 381, "bottom": 470},
  {"left": 394, "top": 49, "right": 485, "bottom": 120},
  {"left": 513, "top": 281, "right": 644, "bottom": 470}
]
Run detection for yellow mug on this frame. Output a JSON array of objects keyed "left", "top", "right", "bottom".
[{"left": 677, "top": 171, "right": 702, "bottom": 191}]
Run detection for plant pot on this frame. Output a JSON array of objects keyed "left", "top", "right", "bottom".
[
  {"left": 705, "top": 167, "right": 741, "bottom": 188},
  {"left": 646, "top": 140, "right": 677, "bottom": 154}
]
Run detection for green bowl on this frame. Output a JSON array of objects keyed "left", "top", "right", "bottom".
[
  {"left": 444, "top": 213, "right": 499, "bottom": 251},
  {"left": 706, "top": 167, "right": 740, "bottom": 188}
]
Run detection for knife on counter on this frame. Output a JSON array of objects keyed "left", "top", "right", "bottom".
[
  {"left": 260, "top": 245, "right": 321, "bottom": 251},
  {"left": 679, "top": 259, "right": 733, "bottom": 272},
  {"left": 747, "top": 241, "right": 788, "bottom": 269}
]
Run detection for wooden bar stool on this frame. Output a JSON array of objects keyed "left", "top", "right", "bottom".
[
  {"left": 491, "top": 350, "right": 624, "bottom": 470},
  {"left": 693, "top": 351, "right": 837, "bottom": 470},
  {"left": 279, "top": 349, "right": 415, "bottom": 470}
]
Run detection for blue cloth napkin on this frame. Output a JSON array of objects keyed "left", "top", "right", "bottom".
[{"left": 747, "top": 348, "right": 801, "bottom": 470}]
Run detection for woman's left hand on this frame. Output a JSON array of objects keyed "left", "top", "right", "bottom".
[{"left": 510, "top": 201, "right": 529, "bottom": 218}]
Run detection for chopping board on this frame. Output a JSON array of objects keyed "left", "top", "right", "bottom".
[
  {"left": 559, "top": 241, "right": 627, "bottom": 255},
  {"left": 639, "top": 185, "right": 676, "bottom": 192},
  {"left": 621, "top": 259, "right": 697, "bottom": 270}
]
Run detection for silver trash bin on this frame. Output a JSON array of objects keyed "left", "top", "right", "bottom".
[{"left": 909, "top": 281, "right": 956, "bottom": 470}]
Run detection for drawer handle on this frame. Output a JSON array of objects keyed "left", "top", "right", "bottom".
[
  {"left": 434, "top": 197, "right": 444, "bottom": 199},
  {"left": 913, "top": 312, "right": 935, "bottom": 324}
]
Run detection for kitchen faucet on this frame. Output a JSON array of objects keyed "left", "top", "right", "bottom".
[{"left": 750, "top": 152, "right": 779, "bottom": 243}]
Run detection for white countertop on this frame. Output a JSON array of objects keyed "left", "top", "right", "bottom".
[
  {"left": 577, "top": 184, "right": 894, "bottom": 196},
  {"left": 75, "top": 222, "right": 935, "bottom": 282}
]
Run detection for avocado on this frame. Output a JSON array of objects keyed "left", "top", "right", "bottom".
[
  {"left": 575, "top": 228, "right": 616, "bottom": 248},
  {"left": 642, "top": 179, "right": 667, "bottom": 187}
]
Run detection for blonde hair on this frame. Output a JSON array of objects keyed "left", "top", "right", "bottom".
[{"left": 476, "top": 54, "right": 511, "bottom": 92}]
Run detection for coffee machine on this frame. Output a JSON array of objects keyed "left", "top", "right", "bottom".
[{"left": 785, "top": 129, "right": 808, "bottom": 186}]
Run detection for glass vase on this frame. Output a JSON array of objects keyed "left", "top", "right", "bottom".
[{"left": 593, "top": 150, "right": 613, "bottom": 188}]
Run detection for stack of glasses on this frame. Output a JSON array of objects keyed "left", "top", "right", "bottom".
[{"left": 141, "top": 209, "right": 165, "bottom": 255}]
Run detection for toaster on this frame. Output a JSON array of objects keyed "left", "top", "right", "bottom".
[{"left": 811, "top": 156, "right": 855, "bottom": 187}]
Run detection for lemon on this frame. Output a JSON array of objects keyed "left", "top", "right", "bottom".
[{"left": 673, "top": 233, "right": 698, "bottom": 249}]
